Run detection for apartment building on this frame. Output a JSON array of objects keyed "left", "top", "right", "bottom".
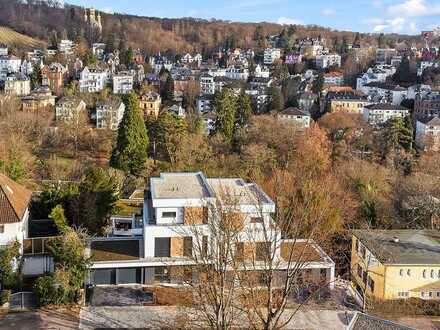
[
  {"left": 139, "top": 91, "right": 161, "bottom": 118},
  {"left": 263, "top": 48, "right": 281, "bottom": 65},
  {"left": 330, "top": 96, "right": 371, "bottom": 114},
  {"left": 4, "top": 74, "right": 31, "bottom": 96},
  {"left": 324, "top": 71, "right": 344, "bottom": 87},
  {"left": 415, "top": 116, "right": 440, "bottom": 151},
  {"left": 352, "top": 230, "right": 440, "bottom": 300},
  {"left": 113, "top": 71, "right": 134, "bottom": 94},
  {"left": 278, "top": 107, "right": 311, "bottom": 129},
  {"left": 363, "top": 103, "right": 410, "bottom": 126},
  {"left": 79, "top": 66, "right": 108, "bottom": 93},
  {"left": 55, "top": 96, "right": 87, "bottom": 123},
  {"left": 315, "top": 54, "right": 341, "bottom": 69},
  {"left": 199, "top": 73, "right": 215, "bottom": 95},
  {"left": 87, "top": 172, "right": 335, "bottom": 287},
  {"left": 41, "top": 63, "right": 66, "bottom": 96},
  {"left": 95, "top": 98, "right": 125, "bottom": 130}
]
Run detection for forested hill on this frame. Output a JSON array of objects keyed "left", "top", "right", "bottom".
[{"left": 0, "top": 0, "right": 420, "bottom": 56}]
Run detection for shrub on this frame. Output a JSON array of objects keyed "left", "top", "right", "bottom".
[
  {"left": 0, "top": 290, "right": 11, "bottom": 305},
  {"left": 34, "top": 275, "right": 67, "bottom": 307}
]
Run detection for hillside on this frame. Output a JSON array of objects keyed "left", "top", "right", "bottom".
[
  {"left": 0, "top": 0, "right": 422, "bottom": 56},
  {"left": 0, "top": 26, "right": 46, "bottom": 50}
]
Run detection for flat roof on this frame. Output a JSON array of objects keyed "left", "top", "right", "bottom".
[
  {"left": 150, "top": 172, "right": 215, "bottom": 200},
  {"left": 207, "top": 178, "right": 273, "bottom": 205},
  {"left": 353, "top": 230, "right": 440, "bottom": 265}
]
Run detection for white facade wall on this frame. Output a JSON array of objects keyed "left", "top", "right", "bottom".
[{"left": 0, "top": 209, "right": 28, "bottom": 247}]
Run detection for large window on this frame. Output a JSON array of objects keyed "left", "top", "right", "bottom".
[
  {"left": 155, "top": 237, "right": 171, "bottom": 257},
  {"left": 154, "top": 266, "right": 170, "bottom": 283},
  {"left": 118, "top": 268, "right": 141, "bottom": 284},
  {"left": 162, "top": 211, "right": 176, "bottom": 218}
]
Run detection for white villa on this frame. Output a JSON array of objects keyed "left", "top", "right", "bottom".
[
  {"left": 86, "top": 172, "right": 335, "bottom": 287},
  {"left": 79, "top": 66, "right": 108, "bottom": 93}
]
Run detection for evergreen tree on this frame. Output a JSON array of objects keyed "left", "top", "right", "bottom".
[
  {"left": 214, "top": 88, "right": 237, "bottom": 141},
  {"left": 235, "top": 93, "right": 253, "bottom": 128},
  {"left": 312, "top": 72, "right": 324, "bottom": 96},
  {"left": 393, "top": 57, "right": 413, "bottom": 85},
  {"left": 266, "top": 85, "right": 284, "bottom": 112},
  {"left": 161, "top": 75, "right": 175, "bottom": 103},
  {"left": 110, "top": 92, "right": 150, "bottom": 174}
]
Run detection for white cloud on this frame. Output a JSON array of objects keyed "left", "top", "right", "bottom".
[
  {"left": 322, "top": 8, "right": 335, "bottom": 16},
  {"left": 372, "top": 0, "right": 383, "bottom": 8},
  {"left": 369, "top": 17, "right": 418, "bottom": 34},
  {"left": 388, "top": 0, "right": 440, "bottom": 17},
  {"left": 277, "top": 17, "right": 303, "bottom": 25},
  {"left": 102, "top": 7, "right": 114, "bottom": 14}
]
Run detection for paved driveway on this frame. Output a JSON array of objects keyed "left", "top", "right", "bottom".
[
  {"left": 89, "top": 286, "right": 154, "bottom": 306},
  {"left": 0, "top": 308, "right": 79, "bottom": 330},
  {"left": 79, "top": 306, "right": 351, "bottom": 329}
]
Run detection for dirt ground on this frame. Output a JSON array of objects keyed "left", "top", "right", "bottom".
[{"left": 0, "top": 307, "right": 80, "bottom": 330}]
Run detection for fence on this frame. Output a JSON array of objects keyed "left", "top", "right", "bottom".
[{"left": 9, "top": 292, "right": 37, "bottom": 309}]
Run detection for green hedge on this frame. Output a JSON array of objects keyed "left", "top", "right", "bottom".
[{"left": 0, "top": 290, "right": 11, "bottom": 305}]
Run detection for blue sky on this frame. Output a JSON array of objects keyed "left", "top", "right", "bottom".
[{"left": 67, "top": 0, "right": 440, "bottom": 35}]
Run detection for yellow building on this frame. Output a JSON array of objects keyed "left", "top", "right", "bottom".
[
  {"left": 351, "top": 230, "right": 440, "bottom": 301},
  {"left": 139, "top": 91, "right": 161, "bottom": 118},
  {"left": 330, "top": 98, "right": 371, "bottom": 114}
]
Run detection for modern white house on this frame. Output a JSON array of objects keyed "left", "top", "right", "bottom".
[
  {"left": 112, "top": 71, "right": 134, "bottom": 94},
  {"left": 315, "top": 54, "right": 341, "bottom": 69},
  {"left": 254, "top": 64, "right": 270, "bottom": 78},
  {"left": 0, "top": 174, "right": 31, "bottom": 248},
  {"left": 416, "top": 116, "right": 440, "bottom": 151},
  {"left": 278, "top": 107, "right": 312, "bottom": 129},
  {"left": 58, "top": 39, "right": 75, "bottom": 54},
  {"left": 263, "top": 48, "right": 281, "bottom": 65},
  {"left": 225, "top": 65, "right": 249, "bottom": 80},
  {"left": 79, "top": 66, "right": 108, "bottom": 93},
  {"left": 363, "top": 103, "right": 410, "bottom": 126},
  {"left": 87, "top": 172, "right": 335, "bottom": 287},
  {"left": 96, "top": 98, "right": 125, "bottom": 130}
]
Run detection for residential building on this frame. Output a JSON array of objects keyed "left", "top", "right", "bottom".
[
  {"left": 55, "top": 97, "right": 87, "bottom": 123},
  {"left": 330, "top": 96, "right": 370, "bottom": 114},
  {"left": 376, "top": 48, "right": 397, "bottom": 64},
  {"left": 418, "top": 61, "right": 439, "bottom": 77},
  {"left": 92, "top": 43, "right": 106, "bottom": 60},
  {"left": 278, "top": 107, "right": 311, "bottom": 129},
  {"left": 407, "top": 84, "right": 432, "bottom": 100},
  {"left": 414, "top": 92, "right": 440, "bottom": 119},
  {"left": 79, "top": 66, "right": 108, "bottom": 93},
  {"left": 285, "top": 53, "right": 302, "bottom": 65},
  {"left": 263, "top": 48, "right": 282, "bottom": 65},
  {"left": 352, "top": 230, "right": 440, "bottom": 301},
  {"left": 132, "top": 49, "right": 145, "bottom": 64},
  {"left": 298, "top": 92, "right": 318, "bottom": 112},
  {"left": 139, "top": 91, "right": 161, "bottom": 118},
  {"left": 0, "top": 55, "right": 21, "bottom": 79},
  {"left": 0, "top": 44, "right": 8, "bottom": 56},
  {"left": 41, "top": 63, "right": 66, "bottom": 96},
  {"left": 199, "top": 73, "right": 215, "bottom": 95},
  {"left": 363, "top": 103, "right": 409, "bottom": 125},
  {"left": 360, "top": 82, "right": 407, "bottom": 105},
  {"left": 225, "top": 65, "right": 249, "bottom": 80},
  {"left": 415, "top": 116, "right": 440, "bottom": 151},
  {"left": 323, "top": 71, "right": 344, "bottom": 87},
  {"left": 96, "top": 98, "right": 125, "bottom": 130},
  {"left": 113, "top": 71, "right": 134, "bottom": 94},
  {"left": 315, "top": 54, "right": 341, "bottom": 69},
  {"left": 87, "top": 172, "right": 335, "bottom": 287},
  {"left": 254, "top": 65, "right": 270, "bottom": 78},
  {"left": 169, "top": 104, "right": 186, "bottom": 118},
  {"left": 0, "top": 173, "right": 31, "bottom": 247},
  {"left": 4, "top": 74, "right": 31, "bottom": 96},
  {"left": 21, "top": 86, "right": 56, "bottom": 112},
  {"left": 390, "top": 56, "right": 403, "bottom": 67},
  {"left": 58, "top": 39, "right": 75, "bottom": 54},
  {"left": 197, "top": 95, "right": 214, "bottom": 114}
]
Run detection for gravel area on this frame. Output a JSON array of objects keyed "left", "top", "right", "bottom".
[{"left": 79, "top": 306, "right": 351, "bottom": 329}]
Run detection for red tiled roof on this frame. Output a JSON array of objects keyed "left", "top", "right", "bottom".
[{"left": 0, "top": 174, "right": 32, "bottom": 224}]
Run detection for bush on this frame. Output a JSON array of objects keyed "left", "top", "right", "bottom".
[
  {"left": 34, "top": 275, "right": 67, "bottom": 307},
  {"left": 368, "top": 297, "right": 440, "bottom": 317},
  {"left": 0, "top": 290, "right": 11, "bottom": 305}
]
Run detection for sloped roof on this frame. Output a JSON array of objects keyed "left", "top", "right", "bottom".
[
  {"left": 348, "top": 312, "right": 414, "bottom": 330},
  {"left": 279, "top": 107, "right": 310, "bottom": 117},
  {"left": 417, "top": 116, "right": 440, "bottom": 126},
  {"left": 0, "top": 173, "right": 32, "bottom": 224}
]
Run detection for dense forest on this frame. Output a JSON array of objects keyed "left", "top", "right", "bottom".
[{"left": 0, "top": 0, "right": 421, "bottom": 56}]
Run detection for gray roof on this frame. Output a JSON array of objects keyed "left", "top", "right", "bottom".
[
  {"left": 365, "top": 103, "right": 408, "bottom": 111},
  {"left": 417, "top": 116, "right": 440, "bottom": 126},
  {"left": 353, "top": 230, "right": 440, "bottom": 265},
  {"left": 348, "top": 312, "right": 414, "bottom": 330},
  {"left": 279, "top": 107, "right": 310, "bottom": 117}
]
